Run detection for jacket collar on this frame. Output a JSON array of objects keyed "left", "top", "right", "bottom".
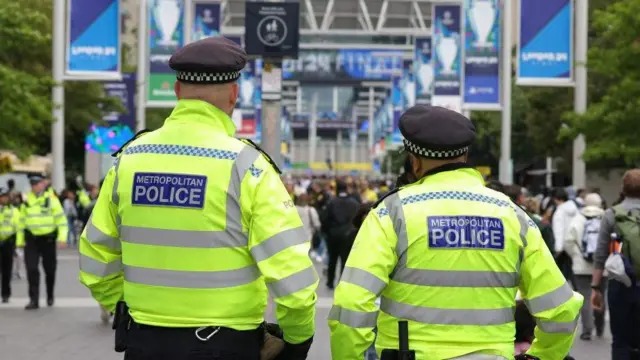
[
  {"left": 164, "top": 99, "right": 236, "bottom": 136},
  {"left": 414, "top": 163, "right": 483, "bottom": 186}
]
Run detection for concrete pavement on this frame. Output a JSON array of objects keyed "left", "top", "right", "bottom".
[{"left": 0, "top": 250, "right": 610, "bottom": 359}]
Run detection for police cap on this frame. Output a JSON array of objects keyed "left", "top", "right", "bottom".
[
  {"left": 399, "top": 105, "right": 476, "bottom": 159},
  {"left": 28, "top": 174, "right": 45, "bottom": 185},
  {"left": 169, "top": 36, "right": 247, "bottom": 85}
]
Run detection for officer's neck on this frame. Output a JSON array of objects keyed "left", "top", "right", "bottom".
[{"left": 414, "top": 162, "right": 470, "bottom": 181}]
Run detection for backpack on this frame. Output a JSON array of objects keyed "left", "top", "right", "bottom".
[
  {"left": 612, "top": 205, "right": 640, "bottom": 277},
  {"left": 581, "top": 216, "right": 601, "bottom": 262}
]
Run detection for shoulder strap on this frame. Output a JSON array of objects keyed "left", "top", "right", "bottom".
[
  {"left": 239, "top": 138, "right": 282, "bottom": 175},
  {"left": 371, "top": 187, "right": 400, "bottom": 210},
  {"left": 111, "top": 129, "right": 153, "bottom": 158}
]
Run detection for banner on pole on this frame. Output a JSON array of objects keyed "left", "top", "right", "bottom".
[
  {"left": 517, "top": 0, "right": 573, "bottom": 86},
  {"left": 432, "top": 4, "right": 463, "bottom": 114},
  {"left": 391, "top": 60, "right": 415, "bottom": 148},
  {"left": 147, "top": 0, "right": 184, "bottom": 107},
  {"left": 65, "top": 0, "right": 121, "bottom": 80},
  {"left": 235, "top": 59, "right": 263, "bottom": 142},
  {"left": 414, "top": 37, "right": 433, "bottom": 105},
  {"left": 463, "top": 0, "right": 501, "bottom": 110},
  {"left": 191, "top": 0, "right": 221, "bottom": 42}
]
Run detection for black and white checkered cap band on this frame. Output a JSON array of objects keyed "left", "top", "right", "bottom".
[
  {"left": 403, "top": 138, "right": 468, "bottom": 159},
  {"left": 176, "top": 71, "right": 241, "bottom": 84}
]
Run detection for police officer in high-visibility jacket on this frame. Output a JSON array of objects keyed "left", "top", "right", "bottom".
[
  {"left": 19, "top": 175, "right": 68, "bottom": 310},
  {"left": 0, "top": 187, "right": 22, "bottom": 303},
  {"left": 328, "top": 105, "right": 583, "bottom": 360},
  {"left": 78, "top": 36, "right": 318, "bottom": 360}
]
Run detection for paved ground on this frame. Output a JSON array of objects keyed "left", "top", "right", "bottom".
[{"left": 0, "top": 249, "right": 610, "bottom": 359}]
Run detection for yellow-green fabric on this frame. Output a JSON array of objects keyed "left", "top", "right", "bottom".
[
  {"left": 77, "top": 189, "right": 91, "bottom": 208},
  {"left": 0, "top": 205, "right": 22, "bottom": 243},
  {"left": 79, "top": 99, "right": 318, "bottom": 344},
  {"left": 328, "top": 166, "right": 583, "bottom": 360},
  {"left": 18, "top": 192, "right": 67, "bottom": 246}
]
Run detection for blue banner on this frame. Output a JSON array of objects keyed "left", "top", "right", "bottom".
[
  {"left": 464, "top": 0, "right": 500, "bottom": 109},
  {"left": 191, "top": 1, "right": 220, "bottom": 42},
  {"left": 282, "top": 49, "right": 404, "bottom": 83},
  {"left": 517, "top": 0, "right": 573, "bottom": 86},
  {"left": 432, "top": 4, "right": 463, "bottom": 113},
  {"left": 86, "top": 74, "right": 136, "bottom": 153},
  {"left": 414, "top": 37, "right": 433, "bottom": 105},
  {"left": 391, "top": 60, "right": 415, "bottom": 148},
  {"left": 235, "top": 59, "right": 263, "bottom": 141},
  {"left": 66, "top": 0, "right": 120, "bottom": 78}
]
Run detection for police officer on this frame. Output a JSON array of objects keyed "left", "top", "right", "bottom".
[
  {"left": 328, "top": 105, "right": 583, "bottom": 360},
  {"left": 78, "top": 36, "right": 317, "bottom": 360},
  {"left": 19, "top": 175, "right": 68, "bottom": 309},
  {"left": 0, "top": 187, "right": 22, "bottom": 303}
]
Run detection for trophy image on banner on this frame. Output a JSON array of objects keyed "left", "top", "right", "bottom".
[
  {"left": 154, "top": 0, "right": 180, "bottom": 46},
  {"left": 240, "top": 73, "right": 254, "bottom": 108},
  {"left": 417, "top": 42, "right": 433, "bottom": 95},
  {"left": 436, "top": 30, "right": 459, "bottom": 75},
  {"left": 469, "top": 0, "right": 496, "bottom": 48},
  {"left": 403, "top": 68, "right": 416, "bottom": 107}
]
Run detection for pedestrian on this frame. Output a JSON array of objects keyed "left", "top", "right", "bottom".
[
  {"left": 0, "top": 187, "right": 21, "bottom": 303},
  {"left": 591, "top": 169, "right": 640, "bottom": 359},
  {"left": 78, "top": 36, "right": 317, "bottom": 360},
  {"left": 295, "top": 194, "right": 321, "bottom": 262},
  {"left": 551, "top": 188, "right": 579, "bottom": 286},
  {"left": 328, "top": 105, "right": 583, "bottom": 360},
  {"left": 19, "top": 174, "right": 68, "bottom": 310},
  {"left": 62, "top": 189, "right": 78, "bottom": 247},
  {"left": 564, "top": 193, "right": 606, "bottom": 340},
  {"left": 323, "top": 180, "right": 360, "bottom": 290}
]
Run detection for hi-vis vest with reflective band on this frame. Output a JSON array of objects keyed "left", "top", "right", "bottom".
[
  {"left": 78, "top": 100, "right": 318, "bottom": 344},
  {"left": 329, "top": 164, "right": 583, "bottom": 360},
  {"left": 19, "top": 192, "right": 67, "bottom": 243},
  {"left": 0, "top": 205, "right": 20, "bottom": 241}
]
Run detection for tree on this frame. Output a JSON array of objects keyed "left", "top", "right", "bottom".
[
  {"left": 0, "top": 0, "right": 119, "bottom": 175},
  {"left": 563, "top": 0, "right": 640, "bottom": 166}
]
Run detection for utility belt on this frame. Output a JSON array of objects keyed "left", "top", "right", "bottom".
[
  {"left": 113, "top": 301, "right": 270, "bottom": 354},
  {"left": 25, "top": 230, "right": 56, "bottom": 239}
]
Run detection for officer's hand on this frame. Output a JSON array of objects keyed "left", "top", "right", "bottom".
[
  {"left": 274, "top": 336, "right": 313, "bottom": 360},
  {"left": 591, "top": 289, "right": 604, "bottom": 311},
  {"left": 57, "top": 242, "right": 67, "bottom": 249}
]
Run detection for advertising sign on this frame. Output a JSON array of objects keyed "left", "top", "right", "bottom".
[
  {"left": 86, "top": 74, "right": 136, "bottom": 153},
  {"left": 235, "top": 59, "right": 263, "bottom": 141},
  {"left": 432, "top": 4, "right": 464, "bottom": 113},
  {"left": 245, "top": 2, "right": 300, "bottom": 58},
  {"left": 414, "top": 37, "right": 433, "bottom": 105},
  {"left": 191, "top": 1, "right": 221, "bottom": 42},
  {"left": 517, "top": 0, "right": 573, "bottom": 86},
  {"left": 66, "top": 0, "right": 121, "bottom": 79},
  {"left": 464, "top": 0, "right": 501, "bottom": 109},
  {"left": 390, "top": 60, "right": 414, "bottom": 148},
  {"left": 282, "top": 49, "right": 404, "bottom": 83},
  {"left": 147, "top": 0, "right": 184, "bottom": 106}
]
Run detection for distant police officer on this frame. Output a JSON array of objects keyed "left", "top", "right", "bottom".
[
  {"left": 328, "top": 105, "right": 583, "bottom": 360},
  {"left": 0, "top": 187, "right": 22, "bottom": 303},
  {"left": 20, "top": 175, "right": 68, "bottom": 310},
  {"left": 79, "top": 36, "right": 318, "bottom": 360}
]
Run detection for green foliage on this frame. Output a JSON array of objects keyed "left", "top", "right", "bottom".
[
  {"left": 564, "top": 0, "right": 640, "bottom": 166},
  {"left": 0, "top": 0, "right": 121, "bottom": 176}
]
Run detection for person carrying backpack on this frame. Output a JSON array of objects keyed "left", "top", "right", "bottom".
[
  {"left": 564, "top": 193, "right": 605, "bottom": 340},
  {"left": 592, "top": 169, "right": 640, "bottom": 360}
]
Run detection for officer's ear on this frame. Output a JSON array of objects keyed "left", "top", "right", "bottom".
[
  {"left": 174, "top": 81, "right": 182, "bottom": 99},
  {"left": 229, "top": 82, "right": 239, "bottom": 109}
]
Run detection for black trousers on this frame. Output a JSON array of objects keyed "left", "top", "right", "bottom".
[
  {"left": 124, "top": 323, "right": 263, "bottom": 360},
  {"left": 0, "top": 236, "right": 15, "bottom": 299},
  {"left": 24, "top": 231, "right": 57, "bottom": 302},
  {"left": 326, "top": 235, "right": 353, "bottom": 288},
  {"left": 608, "top": 280, "right": 640, "bottom": 360}
]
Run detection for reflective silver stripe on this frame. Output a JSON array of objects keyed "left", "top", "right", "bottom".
[
  {"left": 380, "top": 297, "right": 514, "bottom": 326},
  {"left": 514, "top": 206, "right": 530, "bottom": 247},
  {"left": 86, "top": 215, "right": 121, "bottom": 250},
  {"left": 268, "top": 266, "right": 318, "bottom": 298},
  {"left": 536, "top": 317, "right": 579, "bottom": 334},
  {"left": 112, "top": 157, "right": 121, "bottom": 205},
  {"left": 54, "top": 213, "right": 65, "bottom": 218},
  {"left": 120, "top": 225, "right": 238, "bottom": 248},
  {"left": 392, "top": 268, "right": 518, "bottom": 288},
  {"left": 26, "top": 224, "right": 56, "bottom": 229},
  {"left": 328, "top": 305, "right": 378, "bottom": 328},
  {"left": 124, "top": 264, "right": 261, "bottom": 289},
  {"left": 341, "top": 266, "right": 387, "bottom": 295},
  {"left": 384, "top": 193, "right": 409, "bottom": 277},
  {"left": 26, "top": 214, "right": 51, "bottom": 218},
  {"left": 225, "top": 146, "right": 260, "bottom": 246},
  {"left": 251, "top": 226, "right": 309, "bottom": 262},
  {"left": 525, "top": 282, "right": 575, "bottom": 315},
  {"left": 79, "top": 254, "right": 123, "bottom": 277}
]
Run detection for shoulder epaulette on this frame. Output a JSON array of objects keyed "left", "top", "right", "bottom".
[
  {"left": 111, "top": 129, "right": 153, "bottom": 158},
  {"left": 239, "top": 138, "right": 282, "bottom": 175},
  {"left": 371, "top": 187, "right": 401, "bottom": 210}
]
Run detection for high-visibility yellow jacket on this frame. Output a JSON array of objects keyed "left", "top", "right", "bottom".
[
  {"left": 0, "top": 205, "right": 22, "bottom": 244},
  {"left": 78, "top": 99, "right": 318, "bottom": 344},
  {"left": 77, "top": 189, "right": 91, "bottom": 208},
  {"left": 329, "top": 164, "right": 583, "bottom": 360},
  {"left": 18, "top": 192, "right": 67, "bottom": 246}
]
